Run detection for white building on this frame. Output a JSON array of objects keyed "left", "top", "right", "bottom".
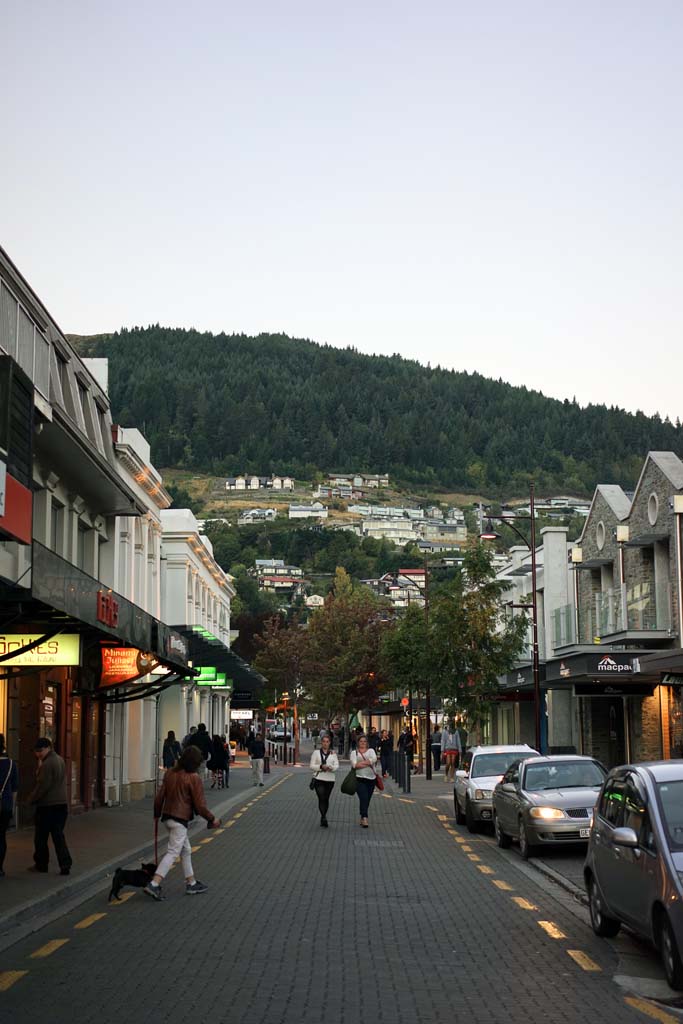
[{"left": 288, "top": 502, "right": 328, "bottom": 520}]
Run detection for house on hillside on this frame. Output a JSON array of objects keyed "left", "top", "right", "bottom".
[{"left": 289, "top": 502, "right": 328, "bottom": 520}]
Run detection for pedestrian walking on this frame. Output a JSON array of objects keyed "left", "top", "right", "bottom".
[
  {"left": 29, "top": 738, "right": 72, "bottom": 876},
  {"left": 398, "top": 726, "right": 416, "bottom": 772},
  {"left": 246, "top": 727, "right": 255, "bottom": 754},
  {"left": 369, "top": 728, "right": 381, "bottom": 752},
  {"left": 430, "top": 723, "right": 442, "bottom": 773},
  {"left": 350, "top": 735, "right": 378, "bottom": 828},
  {"left": 162, "top": 730, "right": 181, "bottom": 769},
  {"left": 0, "top": 734, "right": 18, "bottom": 878},
  {"left": 145, "top": 746, "right": 220, "bottom": 901},
  {"left": 250, "top": 731, "right": 266, "bottom": 786},
  {"left": 441, "top": 721, "right": 462, "bottom": 782},
  {"left": 379, "top": 729, "right": 393, "bottom": 778},
  {"left": 182, "top": 725, "right": 197, "bottom": 748},
  {"left": 208, "top": 734, "right": 228, "bottom": 789},
  {"left": 309, "top": 732, "right": 339, "bottom": 828}
]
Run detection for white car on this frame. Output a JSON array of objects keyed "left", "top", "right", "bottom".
[{"left": 455, "top": 744, "right": 538, "bottom": 833}]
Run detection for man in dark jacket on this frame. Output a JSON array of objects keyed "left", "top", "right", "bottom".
[
  {"left": 250, "top": 732, "right": 266, "bottom": 786},
  {"left": 29, "top": 738, "right": 72, "bottom": 875},
  {"left": 189, "top": 723, "right": 211, "bottom": 776}
]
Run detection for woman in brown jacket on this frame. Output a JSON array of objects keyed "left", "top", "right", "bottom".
[{"left": 145, "top": 746, "right": 220, "bottom": 901}]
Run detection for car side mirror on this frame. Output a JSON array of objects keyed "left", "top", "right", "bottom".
[
  {"left": 455, "top": 770, "right": 467, "bottom": 779},
  {"left": 501, "top": 783, "right": 516, "bottom": 793},
  {"left": 612, "top": 826, "right": 639, "bottom": 848}
]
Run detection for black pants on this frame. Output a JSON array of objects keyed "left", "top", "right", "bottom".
[
  {"left": 431, "top": 746, "right": 441, "bottom": 772},
  {"left": 380, "top": 752, "right": 391, "bottom": 776},
  {"left": 356, "top": 778, "right": 376, "bottom": 819},
  {"left": 0, "top": 808, "right": 11, "bottom": 871},
  {"left": 34, "top": 804, "right": 72, "bottom": 871},
  {"left": 313, "top": 780, "right": 334, "bottom": 819}
]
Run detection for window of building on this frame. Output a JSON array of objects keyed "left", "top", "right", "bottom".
[
  {"left": 51, "top": 500, "right": 64, "bottom": 555},
  {"left": 77, "top": 523, "right": 87, "bottom": 571},
  {"left": 648, "top": 493, "right": 659, "bottom": 526}
]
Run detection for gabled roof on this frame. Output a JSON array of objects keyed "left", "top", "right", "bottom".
[
  {"left": 640, "top": 452, "right": 683, "bottom": 492},
  {"left": 596, "top": 484, "right": 632, "bottom": 522}
]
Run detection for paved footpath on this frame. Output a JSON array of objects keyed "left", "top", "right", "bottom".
[{"left": 0, "top": 769, "right": 675, "bottom": 1024}]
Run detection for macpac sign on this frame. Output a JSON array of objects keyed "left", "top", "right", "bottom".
[
  {"left": 0, "top": 634, "right": 81, "bottom": 667},
  {"left": 100, "top": 647, "right": 158, "bottom": 688},
  {"left": 97, "top": 591, "right": 120, "bottom": 628},
  {"left": 595, "top": 655, "right": 641, "bottom": 674}
]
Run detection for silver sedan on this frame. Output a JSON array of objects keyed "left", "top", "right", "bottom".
[{"left": 493, "top": 755, "right": 607, "bottom": 859}]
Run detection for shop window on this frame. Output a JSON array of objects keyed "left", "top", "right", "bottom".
[
  {"left": 71, "top": 697, "right": 83, "bottom": 806},
  {"left": 40, "top": 684, "right": 59, "bottom": 746}
]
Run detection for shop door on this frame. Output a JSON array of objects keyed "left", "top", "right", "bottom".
[
  {"left": 17, "top": 673, "right": 41, "bottom": 824},
  {"left": 607, "top": 697, "right": 626, "bottom": 767}
]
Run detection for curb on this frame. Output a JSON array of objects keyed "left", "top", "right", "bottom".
[
  {"left": 0, "top": 777, "right": 279, "bottom": 954},
  {"left": 525, "top": 856, "right": 588, "bottom": 907}
]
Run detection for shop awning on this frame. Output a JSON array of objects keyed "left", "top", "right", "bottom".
[
  {"left": 624, "top": 533, "right": 669, "bottom": 548},
  {"left": 174, "top": 625, "right": 266, "bottom": 691}
]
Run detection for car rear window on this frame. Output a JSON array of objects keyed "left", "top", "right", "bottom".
[
  {"left": 472, "top": 753, "right": 529, "bottom": 778},
  {"left": 656, "top": 780, "right": 683, "bottom": 850},
  {"left": 523, "top": 761, "right": 605, "bottom": 792}
]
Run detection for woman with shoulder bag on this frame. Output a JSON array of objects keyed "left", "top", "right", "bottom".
[
  {"left": 309, "top": 732, "right": 338, "bottom": 828},
  {"left": 350, "top": 735, "right": 378, "bottom": 828},
  {"left": 0, "top": 733, "right": 18, "bottom": 878}
]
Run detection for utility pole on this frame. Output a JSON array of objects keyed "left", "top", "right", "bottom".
[{"left": 424, "top": 554, "right": 431, "bottom": 780}]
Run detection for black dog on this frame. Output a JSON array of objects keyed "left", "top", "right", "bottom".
[{"left": 108, "top": 862, "right": 157, "bottom": 902}]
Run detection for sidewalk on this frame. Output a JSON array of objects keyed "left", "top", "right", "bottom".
[{"left": 0, "top": 755, "right": 287, "bottom": 950}]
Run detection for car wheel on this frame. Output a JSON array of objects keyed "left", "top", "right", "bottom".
[
  {"left": 494, "top": 812, "right": 511, "bottom": 849},
  {"left": 455, "top": 792, "right": 466, "bottom": 825},
  {"left": 659, "top": 914, "right": 683, "bottom": 990},
  {"left": 518, "top": 818, "right": 537, "bottom": 860},
  {"left": 465, "top": 798, "right": 480, "bottom": 834},
  {"left": 588, "top": 875, "right": 620, "bottom": 938}
]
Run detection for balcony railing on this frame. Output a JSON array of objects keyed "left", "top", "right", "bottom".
[
  {"left": 595, "top": 582, "right": 670, "bottom": 636},
  {"left": 552, "top": 603, "right": 577, "bottom": 649}
]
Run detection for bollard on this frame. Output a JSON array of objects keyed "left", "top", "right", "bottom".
[
  {"left": 264, "top": 755, "right": 270, "bottom": 774},
  {"left": 404, "top": 753, "right": 411, "bottom": 794},
  {"left": 398, "top": 751, "right": 404, "bottom": 790}
]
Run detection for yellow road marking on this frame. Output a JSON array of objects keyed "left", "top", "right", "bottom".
[
  {"left": 477, "top": 865, "right": 494, "bottom": 875},
  {"left": 191, "top": 845, "right": 200, "bottom": 852},
  {"left": 200, "top": 837, "right": 214, "bottom": 844},
  {"left": 426, "top": 805, "right": 439, "bottom": 811},
  {"left": 537, "top": 921, "right": 566, "bottom": 939},
  {"left": 512, "top": 896, "right": 536, "bottom": 908},
  {"left": 234, "top": 812, "right": 243, "bottom": 818},
  {"left": 461, "top": 844, "right": 473, "bottom": 852},
  {"left": 75, "top": 913, "right": 106, "bottom": 931},
  {"left": 0, "top": 971, "right": 27, "bottom": 992},
  {"left": 110, "top": 892, "right": 135, "bottom": 905},
  {"left": 625, "top": 996, "right": 680, "bottom": 1023},
  {"left": 398, "top": 798, "right": 415, "bottom": 804},
  {"left": 31, "top": 939, "right": 69, "bottom": 959},
  {"left": 226, "top": 821, "right": 235, "bottom": 828},
  {"left": 467, "top": 854, "right": 481, "bottom": 862},
  {"left": 567, "top": 950, "right": 601, "bottom": 972},
  {"left": 454, "top": 837, "right": 466, "bottom": 845},
  {"left": 381, "top": 793, "right": 392, "bottom": 799},
  {"left": 492, "top": 880, "right": 513, "bottom": 891},
  {"left": 437, "top": 815, "right": 448, "bottom": 820},
  {"left": 214, "top": 829, "right": 225, "bottom": 835}
]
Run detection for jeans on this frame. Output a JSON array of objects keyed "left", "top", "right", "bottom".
[
  {"left": 431, "top": 745, "right": 441, "bottom": 772},
  {"left": 0, "top": 807, "right": 11, "bottom": 871},
  {"left": 251, "top": 758, "right": 264, "bottom": 784},
  {"left": 356, "top": 778, "right": 376, "bottom": 819},
  {"left": 156, "top": 819, "right": 193, "bottom": 880},
  {"left": 34, "top": 804, "right": 72, "bottom": 871},
  {"left": 313, "top": 780, "right": 334, "bottom": 819},
  {"left": 380, "top": 752, "right": 391, "bottom": 776}
]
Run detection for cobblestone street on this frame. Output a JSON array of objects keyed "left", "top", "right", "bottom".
[{"left": 0, "top": 770, "right": 671, "bottom": 1024}]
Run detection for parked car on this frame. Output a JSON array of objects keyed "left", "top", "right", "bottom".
[
  {"left": 493, "top": 755, "right": 606, "bottom": 859},
  {"left": 454, "top": 745, "right": 538, "bottom": 833},
  {"left": 584, "top": 761, "right": 683, "bottom": 990},
  {"left": 268, "top": 728, "right": 291, "bottom": 742}
]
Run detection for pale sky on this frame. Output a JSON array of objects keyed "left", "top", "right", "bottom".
[{"left": 3, "top": 1, "right": 682, "bottom": 421}]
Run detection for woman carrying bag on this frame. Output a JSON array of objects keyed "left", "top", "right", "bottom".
[
  {"left": 350, "top": 735, "right": 378, "bottom": 828},
  {"left": 309, "top": 732, "right": 339, "bottom": 827}
]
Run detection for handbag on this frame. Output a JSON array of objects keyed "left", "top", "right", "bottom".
[
  {"left": 375, "top": 772, "right": 385, "bottom": 791},
  {"left": 341, "top": 769, "right": 357, "bottom": 796}
]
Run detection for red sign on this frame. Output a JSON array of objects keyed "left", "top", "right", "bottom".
[
  {"left": 401, "top": 697, "right": 409, "bottom": 707},
  {"left": 100, "top": 647, "right": 158, "bottom": 688},
  {"left": 97, "top": 591, "right": 119, "bottom": 628}
]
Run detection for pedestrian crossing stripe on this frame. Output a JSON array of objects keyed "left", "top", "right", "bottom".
[{"left": 0, "top": 971, "right": 27, "bottom": 992}]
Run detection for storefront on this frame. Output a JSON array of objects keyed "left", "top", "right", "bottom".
[{"left": 0, "top": 543, "right": 191, "bottom": 821}]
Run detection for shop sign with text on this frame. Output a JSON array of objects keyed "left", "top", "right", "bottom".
[
  {"left": 100, "top": 647, "right": 158, "bottom": 688},
  {"left": 0, "top": 633, "right": 81, "bottom": 667}
]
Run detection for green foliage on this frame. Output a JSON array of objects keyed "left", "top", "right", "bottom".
[
  {"left": 73, "top": 327, "right": 683, "bottom": 496},
  {"left": 380, "top": 604, "right": 430, "bottom": 692}
]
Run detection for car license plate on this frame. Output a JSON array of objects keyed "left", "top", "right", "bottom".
[{"left": 580, "top": 828, "right": 591, "bottom": 839}]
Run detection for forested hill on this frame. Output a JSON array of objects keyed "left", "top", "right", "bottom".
[{"left": 71, "top": 326, "right": 683, "bottom": 495}]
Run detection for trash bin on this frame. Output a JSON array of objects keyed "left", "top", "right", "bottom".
[{"left": 264, "top": 755, "right": 270, "bottom": 774}]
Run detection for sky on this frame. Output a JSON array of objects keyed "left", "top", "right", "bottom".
[{"left": 2, "top": 1, "right": 682, "bottom": 421}]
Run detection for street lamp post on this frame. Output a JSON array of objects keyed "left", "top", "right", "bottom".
[
  {"left": 424, "top": 557, "right": 431, "bottom": 780},
  {"left": 480, "top": 484, "right": 542, "bottom": 754}
]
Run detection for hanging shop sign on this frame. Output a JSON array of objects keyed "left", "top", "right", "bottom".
[
  {"left": 230, "top": 709, "right": 253, "bottom": 720},
  {"left": 0, "top": 633, "right": 81, "bottom": 667},
  {"left": 100, "top": 647, "right": 159, "bottom": 689}
]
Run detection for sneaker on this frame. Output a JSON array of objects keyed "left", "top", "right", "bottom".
[
  {"left": 320, "top": 818, "right": 328, "bottom": 828},
  {"left": 144, "top": 882, "right": 164, "bottom": 901},
  {"left": 186, "top": 880, "right": 209, "bottom": 895}
]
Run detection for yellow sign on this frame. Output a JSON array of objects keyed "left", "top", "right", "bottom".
[{"left": 0, "top": 634, "right": 81, "bottom": 667}]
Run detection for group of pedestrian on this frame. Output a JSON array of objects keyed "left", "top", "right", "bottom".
[
  {"left": 0, "top": 734, "right": 72, "bottom": 880},
  {"left": 309, "top": 731, "right": 381, "bottom": 828}
]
